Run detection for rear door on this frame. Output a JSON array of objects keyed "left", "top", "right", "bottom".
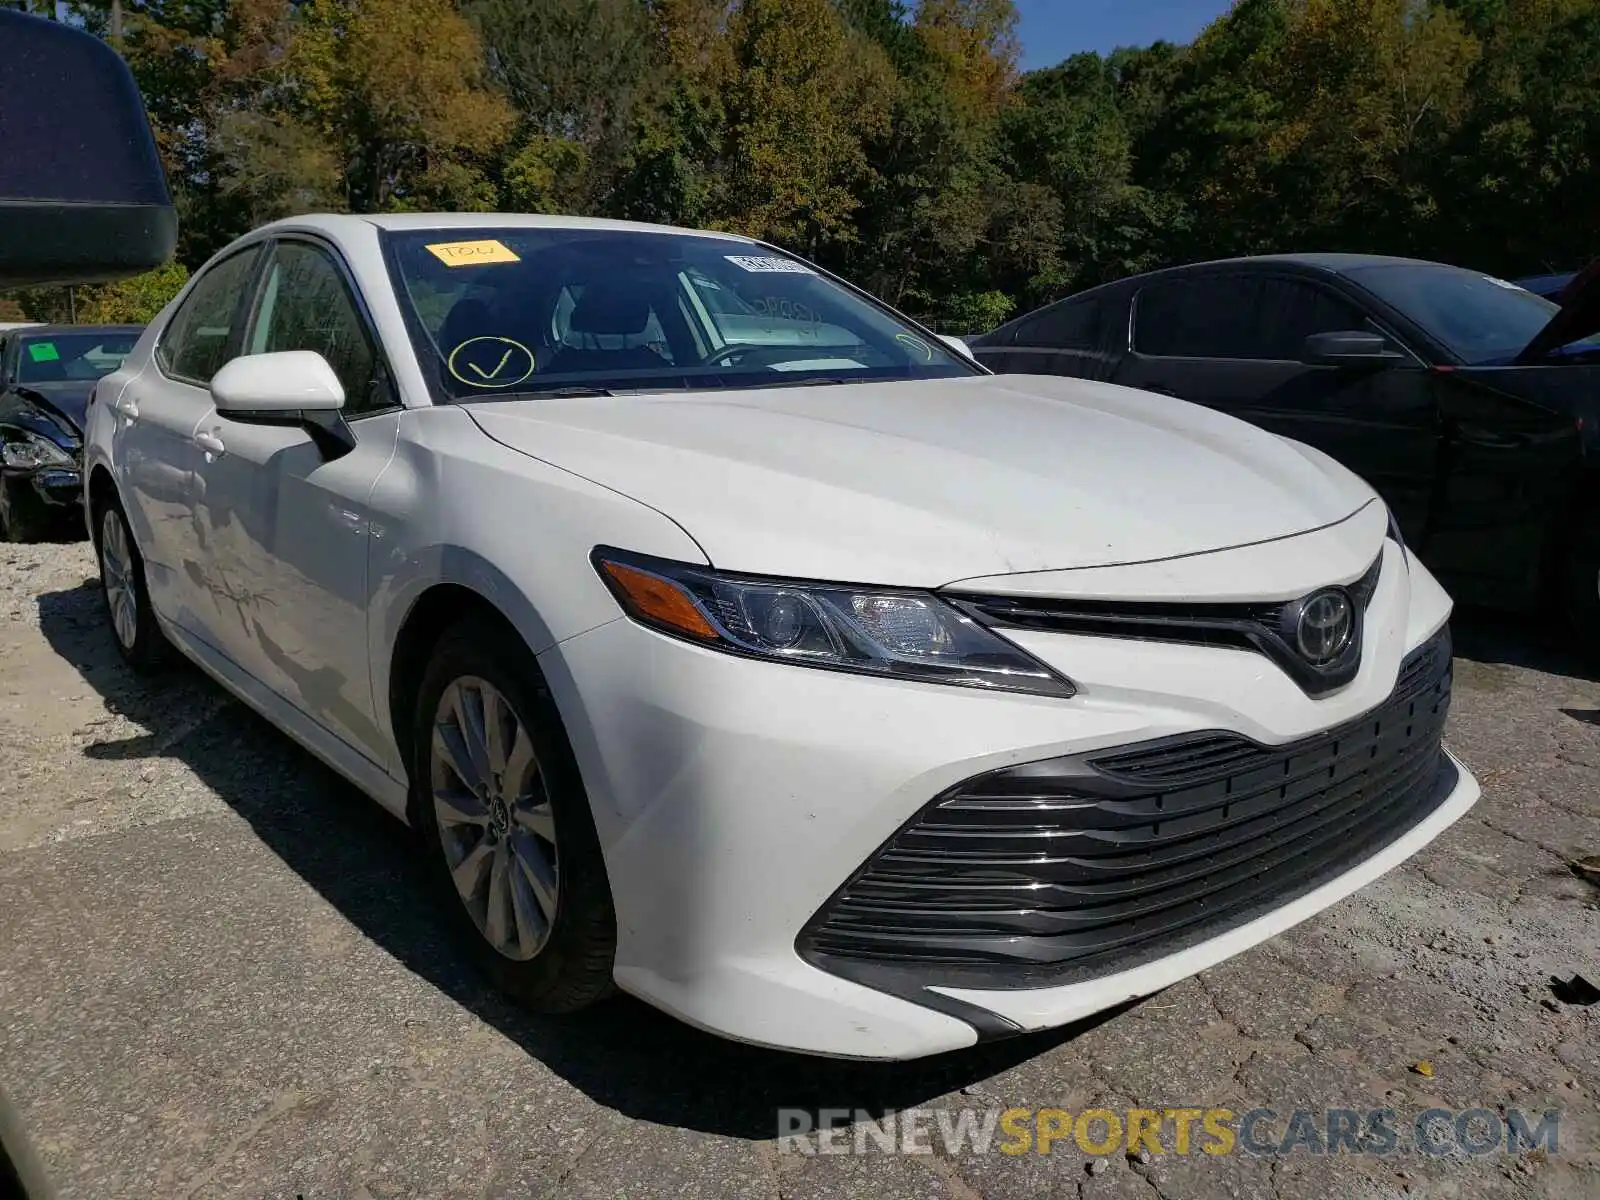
[
  {"left": 117, "top": 244, "right": 263, "bottom": 633},
  {"left": 974, "top": 291, "right": 1126, "bottom": 382},
  {"left": 1115, "top": 270, "right": 1439, "bottom": 542}
]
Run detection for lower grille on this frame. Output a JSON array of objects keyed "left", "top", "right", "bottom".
[{"left": 799, "top": 626, "right": 1455, "bottom": 989}]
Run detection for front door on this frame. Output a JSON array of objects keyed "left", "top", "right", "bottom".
[
  {"left": 1115, "top": 270, "right": 1439, "bottom": 544},
  {"left": 190, "top": 237, "right": 401, "bottom": 764}
]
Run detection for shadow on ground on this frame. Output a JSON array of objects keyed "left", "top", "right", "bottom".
[
  {"left": 1449, "top": 605, "right": 1599, "bottom": 685},
  {"left": 35, "top": 578, "right": 1122, "bottom": 1141}
]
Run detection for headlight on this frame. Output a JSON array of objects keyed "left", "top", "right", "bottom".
[
  {"left": 1, "top": 433, "right": 74, "bottom": 470},
  {"left": 592, "top": 547, "right": 1076, "bottom": 698}
]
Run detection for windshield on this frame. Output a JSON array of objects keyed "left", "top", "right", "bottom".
[
  {"left": 1344, "top": 262, "right": 1600, "bottom": 365},
  {"left": 382, "top": 228, "right": 978, "bottom": 400},
  {"left": 15, "top": 330, "right": 138, "bottom": 384}
]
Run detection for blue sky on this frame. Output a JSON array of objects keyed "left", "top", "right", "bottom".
[{"left": 1014, "top": 0, "right": 1235, "bottom": 70}]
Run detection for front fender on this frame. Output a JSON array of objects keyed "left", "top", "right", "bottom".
[{"left": 364, "top": 405, "right": 707, "bottom": 777}]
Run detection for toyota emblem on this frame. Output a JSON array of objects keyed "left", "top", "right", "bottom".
[{"left": 1295, "top": 589, "right": 1353, "bottom": 663}]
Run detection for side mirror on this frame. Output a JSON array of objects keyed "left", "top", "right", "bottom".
[
  {"left": 938, "top": 333, "right": 977, "bottom": 361},
  {"left": 1301, "top": 331, "right": 1395, "bottom": 367},
  {"left": 211, "top": 351, "right": 346, "bottom": 415}
]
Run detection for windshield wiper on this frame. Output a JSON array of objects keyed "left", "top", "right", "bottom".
[
  {"left": 501, "top": 385, "right": 615, "bottom": 398},
  {"left": 738, "top": 377, "right": 852, "bottom": 390}
]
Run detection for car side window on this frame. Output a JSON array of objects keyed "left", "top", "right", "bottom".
[
  {"left": 1136, "top": 274, "right": 1373, "bottom": 361},
  {"left": 1012, "top": 296, "right": 1105, "bottom": 350},
  {"left": 247, "top": 241, "right": 386, "bottom": 416},
  {"left": 1251, "top": 277, "right": 1374, "bottom": 359},
  {"left": 157, "top": 247, "right": 260, "bottom": 384}
]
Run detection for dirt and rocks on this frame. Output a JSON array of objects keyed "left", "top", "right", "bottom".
[{"left": 0, "top": 538, "right": 1596, "bottom": 1199}]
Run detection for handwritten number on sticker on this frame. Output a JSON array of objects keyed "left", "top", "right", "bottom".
[{"left": 426, "top": 240, "right": 521, "bottom": 267}]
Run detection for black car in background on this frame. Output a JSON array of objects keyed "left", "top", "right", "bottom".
[
  {"left": 971, "top": 254, "right": 1600, "bottom": 654},
  {"left": 1516, "top": 271, "right": 1577, "bottom": 299},
  {"left": 0, "top": 324, "right": 142, "bottom": 541}
]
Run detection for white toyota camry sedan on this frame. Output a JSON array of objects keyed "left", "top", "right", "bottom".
[{"left": 81, "top": 213, "right": 1479, "bottom": 1059}]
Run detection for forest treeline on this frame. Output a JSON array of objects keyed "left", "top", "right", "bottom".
[{"left": 9, "top": 0, "right": 1599, "bottom": 331}]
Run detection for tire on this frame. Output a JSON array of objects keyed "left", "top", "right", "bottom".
[
  {"left": 0, "top": 478, "right": 47, "bottom": 543},
  {"left": 1561, "top": 518, "right": 1600, "bottom": 664},
  {"left": 411, "top": 621, "right": 616, "bottom": 1012},
  {"left": 93, "top": 494, "right": 170, "bottom": 671}
]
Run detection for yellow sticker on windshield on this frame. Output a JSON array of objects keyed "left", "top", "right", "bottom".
[{"left": 425, "top": 239, "right": 521, "bottom": 267}]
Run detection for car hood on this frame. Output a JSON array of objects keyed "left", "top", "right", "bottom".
[
  {"left": 5, "top": 381, "right": 89, "bottom": 436},
  {"left": 1517, "top": 256, "right": 1600, "bottom": 363},
  {"left": 466, "top": 374, "right": 1376, "bottom": 586},
  {"left": 0, "top": 384, "right": 83, "bottom": 448}
]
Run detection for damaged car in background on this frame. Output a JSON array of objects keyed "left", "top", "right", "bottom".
[{"left": 0, "top": 324, "right": 141, "bottom": 541}]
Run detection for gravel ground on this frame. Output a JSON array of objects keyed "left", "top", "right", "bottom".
[{"left": 0, "top": 537, "right": 1597, "bottom": 1200}]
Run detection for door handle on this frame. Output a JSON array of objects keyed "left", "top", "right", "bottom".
[
  {"left": 193, "top": 429, "right": 226, "bottom": 458},
  {"left": 113, "top": 395, "right": 139, "bottom": 421}
]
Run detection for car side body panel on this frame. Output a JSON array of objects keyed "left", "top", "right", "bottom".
[
  {"left": 1427, "top": 366, "right": 1592, "bottom": 609},
  {"left": 364, "top": 404, "right": 709, "bottom": 785}
]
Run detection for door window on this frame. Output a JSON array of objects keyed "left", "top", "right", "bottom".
[
  {"left": 156, "top": 247, "right": 261, "bottom": 384},
  {"left": 1136, "top": 275, "right": 1372, "bottom": 360},
  {"left": 248, "top": 242, "right": 386, "bottom": 415},
  {"left": 1011, "top": 296, "right": 1106, "bottom": 350}
]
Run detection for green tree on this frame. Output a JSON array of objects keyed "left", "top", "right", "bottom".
[
  {"left": 290, "top": 0, "right": 517, "bottom": 211},
  {"left": 13, "top": 263, "right": 189, "bottom": 326},
  {"left": 468, "top": 0, "right": 662, "bottom": 213},
  {"left": 1435, "top": 0, "right": 1600, "bottom": 272},
  {"left": 77, "top": 263, "right": 192, "bottom": 323},
  {"left": 706, "top": 0, "right": 897, "bottom": 253}
]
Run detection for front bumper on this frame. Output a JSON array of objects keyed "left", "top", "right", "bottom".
[
  {"left": 539, "top": 540, "right": 1478, "bottom": 1059},
  {"left": 1, "top": 464, "right": 83, "bottom": 522},
  {"left": 27, "top": 466, "right": 82, "bottom": 507}
]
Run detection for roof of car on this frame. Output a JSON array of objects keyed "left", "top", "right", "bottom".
[
  {"left": 253, "top": 212, "right": 756, "bottom": 242},
  {"left": 1141, "top": 252, "right": 1455, "bottom": 278}
]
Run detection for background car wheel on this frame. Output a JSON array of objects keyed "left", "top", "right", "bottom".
[
  {"left": 94, "top": 496, "right": 169, "bottom": 671},
  {"left": 411, "top": 621, "right": 616, "bottom": 1013},
  {"left": 1562, "top": 518, "right": 1600, "bottom": 664},
  {"left": 0, "top": 480, "right": 47, "bottom": 543}
]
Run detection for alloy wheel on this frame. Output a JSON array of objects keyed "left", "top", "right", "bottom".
[
  {"left": 430, "top": 676, "right": 559, "bottom": 961},
  {"left": 100, "top": 508, "right": 139, "bottom": 651}
]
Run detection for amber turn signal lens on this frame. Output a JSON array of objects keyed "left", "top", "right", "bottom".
[{"left": 599, "top": 560, "right": 720, "bottom": 640}]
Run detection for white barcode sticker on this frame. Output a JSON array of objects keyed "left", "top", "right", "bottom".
[{"left": 725, "top": 254, "right": 815, "bottom": 274}]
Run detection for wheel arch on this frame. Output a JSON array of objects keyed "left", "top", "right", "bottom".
[
  {"left": 387, "top": 582, "right": 529, "bottom": 820},
  {"left": 86, "top": 462, "right": 119, "bottom": 547}
]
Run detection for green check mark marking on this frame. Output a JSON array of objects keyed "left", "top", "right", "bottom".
[{"left": 468, "top": 348, "right": 516, "bottom": 379}]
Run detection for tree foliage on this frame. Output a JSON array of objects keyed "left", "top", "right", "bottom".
[
  {"left": 8, "top": 1, "right": 1600, "bottom": 330},
  {"left": 15, "top": 263, "right": 190, "bottom": 326}
]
